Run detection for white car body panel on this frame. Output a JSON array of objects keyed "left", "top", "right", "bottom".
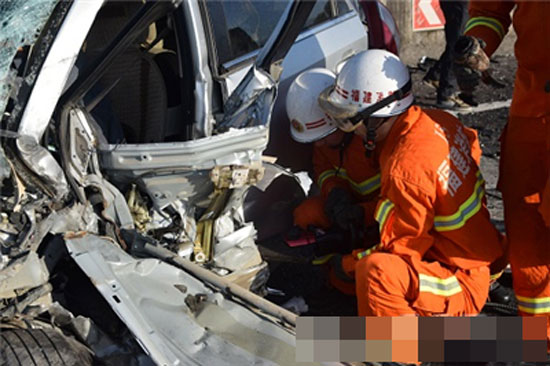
[
  {"left": 67, "top": 234, "right": 315, "bottom": 366},
  {"left": 18, "top": 0, "right": 104, "bottom": 141},
  {"left": 223, "top": 11, "right": 368, "bottom": 96}
]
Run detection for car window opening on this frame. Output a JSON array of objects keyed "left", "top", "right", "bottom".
[{"left": 76, "top": 1, "right": 194, "bottom": 145}]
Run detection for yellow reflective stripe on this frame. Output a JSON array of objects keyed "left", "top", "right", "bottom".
[
  {"left": 517, "top": 295, "right": 550, "bottom": 314},
  {"left": 464, "top": 16, "right": 505, "bottom": 39},
  {"left": 490, "top": 271, "right": 503, "bottom": 281},
  {"left": 312, "top": 254, "right": 335, "bottom": 265},
  {"left": 516, "top": 295, "right": 550, "bottom": 304},
  {"left": 317, "top": 169, "right": 338, "bottom": 188},
  {"left": 434, "top": 171, "right": 485, "bottom": 232},
  {"left": 356, "top": 244, "right": 381, "bottom": 259},
  {"left": 375, "top": 199, "right": 395, "bottom": 232},
  {"left": 419, "top": 273, "right": 462, "bottom": 297},
  {"left": 518, "top": 305, "right": 550, "bottom": 314},
  {"left": 318, "top": 168, "right": 380, "bottom": 196},
  {"left": 347, "top": 173, "right": 381, "bottom": 195}
]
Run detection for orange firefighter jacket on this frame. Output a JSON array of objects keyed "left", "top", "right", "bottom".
[
  {"left": 374, "top": 106, "right": 505, "bottom": 271},
  {"left": 465, "top": 2, "right": 550, "bottom": 322},
  {"left": 312, "top": 133, "right": 381, "bottom": 227},
  {"left": 466, "top": 0, "right": 550, "bottom": 229},
  {"left": 465, "top": 1, "right": 550, "bottom": 119}
]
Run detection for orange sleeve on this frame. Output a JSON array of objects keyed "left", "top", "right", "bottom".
[
  {"left": 312, "top": 146, "right": 349, "bottom": 198},
  {"left": 463, "top": 126, "right": 482, "bottom": 166},
  {"left": 465, "top": 1, "right": 515, "bottom": 57},
  {"left": 374, "top": 177, "right": 436, "bottom": 260},
  {"left": 540, "top": 175, "right": 550, "bottom": 227}
]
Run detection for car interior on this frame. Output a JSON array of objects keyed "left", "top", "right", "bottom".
[{"left": 76, "top": 2, "right": 194, "bottom": 144}]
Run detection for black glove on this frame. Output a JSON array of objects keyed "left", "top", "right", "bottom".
[
  {"left": 453, "top": 36, "right": 493, "bottom": 93},
  {"left": 324, "top": 188, "right": 365, "bottom": 232},
  {"left": 454, "top": 36, "right": 490, "bottom": 71}
]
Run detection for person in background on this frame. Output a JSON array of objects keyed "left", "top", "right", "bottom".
[
  {"left": 423, "top": 0, "right": 475, "bottom": 110},
  {"left": 317, "top": 49, "right": 506, "bottom": 316}
]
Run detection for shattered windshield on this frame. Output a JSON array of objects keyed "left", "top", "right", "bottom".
[{"left": 0, "top": 0, "right": 58, "bottom": 117}]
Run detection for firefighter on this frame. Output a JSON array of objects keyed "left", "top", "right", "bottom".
[
  {"left": 317, "top": 49, "right": 506, "bottom": 316},
  {"left": 455, "top": 1, "right": 550, "bottom": 348},
  {"left": 286, "top": 68, "right": 380, "bottom": 295}
]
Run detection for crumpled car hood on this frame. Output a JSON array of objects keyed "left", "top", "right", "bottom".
[{"left": 66, "top": 234, "right": 311, "bottom": 366}]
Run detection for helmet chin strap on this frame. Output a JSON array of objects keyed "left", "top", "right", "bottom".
[
  {"left": 343, "top": 79, "right": 411, "bottom": 158},
  {"left": 335, "top": 132, "right": 355, "bottom": 170},
  {"left": 364, "top": 127, "right": 376, "bottom": 157},
  {"left": 363, "top": 117, "right": 387, "bottom": 158}
]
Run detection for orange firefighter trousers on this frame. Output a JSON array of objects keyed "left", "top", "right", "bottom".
[
  {"left": 499, "top": 115, "right": 550, "bottom": 345},
  {"left": 356, "top": 253, "right": 490, "bottom": 316}
]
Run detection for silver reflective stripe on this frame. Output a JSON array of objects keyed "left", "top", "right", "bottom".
[
  {"left": 434, "top": 171, "right": 485, "bottom": 232},
  {"left": 375, "top": 198, "right": 394, "bottom": 232},
  {"left": 419, "top": 273, "right": 462, "bottom": 297},
  {"left": 516, "top": 295, "right": 550, "bottom": 314},
  {"left": 318, "top": 168, "right": 380, "bottom": 196}
]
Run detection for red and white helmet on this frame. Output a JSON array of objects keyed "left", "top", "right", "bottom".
[
  {"left": 319, "top": 49, "right": 413, "bottom": 126},
  {"left": 286, "top": 68, "right": 337, "bottom": 143}
]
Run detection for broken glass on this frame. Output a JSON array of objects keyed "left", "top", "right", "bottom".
[{"left": 0, "top": 0, "right": 57, "bottom": 117}]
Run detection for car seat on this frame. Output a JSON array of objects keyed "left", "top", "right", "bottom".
[{"left": 84, "top": 2, "right": 169, "bottom": 144}]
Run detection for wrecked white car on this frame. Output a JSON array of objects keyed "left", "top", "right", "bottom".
[{"left": 0, "top": 0, "right": 362, "bottom": 364}]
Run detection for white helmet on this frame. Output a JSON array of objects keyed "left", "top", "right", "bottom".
[
  {"left": 319, "top": 49, "right": 413, "bottom": 128},
  {"left": 286, "top": 68, "right": 337, "bottom": 143}
]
